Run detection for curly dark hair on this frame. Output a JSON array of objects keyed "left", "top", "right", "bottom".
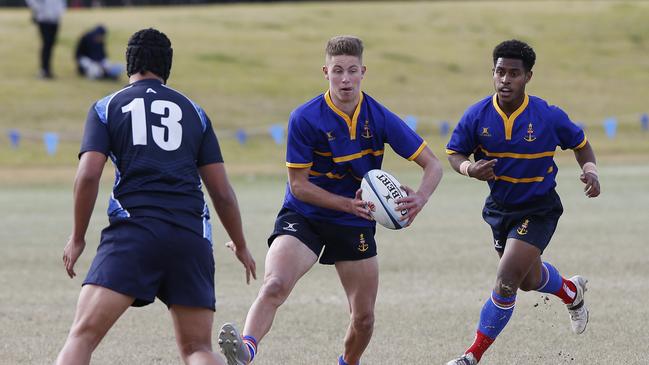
[
  {"left": 126, "top": 28, "right": 173, "bottom": 83},
  {"left": 493, "top": 39, "right": 536, "bottom": 71}
]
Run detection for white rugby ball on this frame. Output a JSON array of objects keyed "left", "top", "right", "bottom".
[{"left": 360, "top": 169, "right": 409, "bottom": 230}]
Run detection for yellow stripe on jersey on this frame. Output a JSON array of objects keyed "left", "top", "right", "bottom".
[
  {"left": 495, "top": 175, "right": 545, "bottom": 183},
  {"left": 477, "top": 146, "right": 555, "bottom": 159},
  {"left": 314, "top": 150, "right": 333, "bottom": 156},
  {"left": 309, "top": 170, "right": 363, "bottom": 181},
  {"left": 573, "top": 136, "right": 588, "bottom": 150},
  {"left": 446, "top": 149, "right": 459, "bottom": 155},
  {"left": 332, "top": 148, "right": 384, "bottom": 163},
  {"left": 324, "top": 90, "right": 364, "bottom": 140},
  {"left": 407, "top": 141, "right": 428, "bottom": 161},
  {"left": 286, "top": 162, "right": 313, "bottom": 168},
  {"left": 492, "top": 93, "right": 529, "bottom": 140}
]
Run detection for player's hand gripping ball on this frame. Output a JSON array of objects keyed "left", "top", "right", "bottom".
[{"left": 360, "top": 169, "right": 409, "bottom": 230}]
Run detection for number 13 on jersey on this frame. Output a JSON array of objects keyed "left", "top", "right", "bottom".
[{"left": 122, "top": 98, "right": 183, "bottom": 151}]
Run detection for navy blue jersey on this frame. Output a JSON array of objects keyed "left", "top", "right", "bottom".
[
  {"left": 80, "top": 78, "right": 223, "bottom": 240},
  {"left": 446, "top": 94, "right": 586, "bottom": 205}
]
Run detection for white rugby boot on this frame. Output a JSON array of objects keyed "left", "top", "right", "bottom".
[
  {"left": 566, "top": 275, "right": 589, "bottom": 334},
  {"left": 446, "top": 353, "right": 477, "bottom": 365},
  {"left": 218, "top": 323, "right": 251, "bottom": 365}
]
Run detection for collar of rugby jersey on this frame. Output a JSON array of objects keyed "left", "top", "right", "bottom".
[
  {"left": 324, "top": 90, "right": 364, "bottom": 140},
  {"left": 492, "top": 92, "right": 529, "bottom": 140}
]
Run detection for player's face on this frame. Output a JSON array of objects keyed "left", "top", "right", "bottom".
[
  {"left": 493, "top": 58, "right": 532, "bottom": 106},
  {"left": 323, "top": 55, "right": 366, "bottom": 105}
]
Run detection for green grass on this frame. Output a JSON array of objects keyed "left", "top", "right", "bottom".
[
  {"left": 1, "top": 1, "right": 649, "bottom": 168},
  {"left": 0, "top": 162, "right": 648, "bottom": 364}
]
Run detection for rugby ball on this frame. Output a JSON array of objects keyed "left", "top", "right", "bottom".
[{"left": 360, "top": 169, "right": 409, "bottom": 230}]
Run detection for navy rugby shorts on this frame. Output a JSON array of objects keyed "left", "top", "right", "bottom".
[
  {"left": 84, "top": 216, "right": 216, "bottom": 310},
  {"left": 268, "top": 208, "right": 377, "bottom": 265},
  {"left": 482, "top": 189, "right": 563, "bottom": 254}
]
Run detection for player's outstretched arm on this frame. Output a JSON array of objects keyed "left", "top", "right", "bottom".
[
  {"left": 288, "top": 167, "right": 373, "bottom": 220},
  {"left": 448, "top": 153, "right": 497, "bottom": 181},
  {"left": 64, "top": 151, "right": 106, "bottom": 278},
  {"left": 573, "top": 141, "right": 600, "bottom": 198},
  {"left": 395, "top": 147, "right": 443, "bottom": 225},
  {"left": 199, "top": 163, "right": 257, "bottom": 284}
]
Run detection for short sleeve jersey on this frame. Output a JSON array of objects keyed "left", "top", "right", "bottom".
[
  {"left": 284, "top": 91, "right": 427, "bottom": 226},
  {"left": 80, "top": 79, "right": 223, "bottom": 240},
  {"left": 446, "top": 94, "right": 586, "bottom": 205}
]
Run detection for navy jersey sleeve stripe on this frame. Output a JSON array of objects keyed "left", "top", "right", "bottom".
[
  {"left": 95, "top": 85, "right": 133, "bottom": 124},
  {"left": 79, "top": 103, "right": 110, "bottom": 158}
]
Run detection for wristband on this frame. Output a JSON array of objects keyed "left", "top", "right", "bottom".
[
  {"left": 582, "top": 162, "right": 598, "bottom": 177},
  {"left": 459, "top": 161, "right": 472, "bottom": 177}
]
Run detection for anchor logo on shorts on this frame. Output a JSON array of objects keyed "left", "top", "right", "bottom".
[
  {"left": 516, "top": 219, "right": 530, "bottom": 235},
  {"left": 326, "top": 131, "right": 335, "bottom": 141},
  {"left": 282, "top": 222, "right": 299, "bottom": 232},
  {"left": 358, "top": 233, "right": 368, "bottom": 252}
]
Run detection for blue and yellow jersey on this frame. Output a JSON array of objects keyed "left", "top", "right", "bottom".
[
  {"left": 284, "top": 91, "right": 427, "bottom": 226},
  {"left": 446, "top": 94, "right": 586, "bottom": 205}
]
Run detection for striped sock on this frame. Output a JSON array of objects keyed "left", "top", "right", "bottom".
[
  {"left": 536, "top": 262, "right": 578, "bottom": 305},
  {"left": 467, "top": 291, "right": 516, "bottom": 362},
  {"left": 243, "top": 335, "right": 257, "bottom": 363}
]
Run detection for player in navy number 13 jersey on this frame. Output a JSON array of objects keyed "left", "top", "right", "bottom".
[{"left": 56, "top": 28, "right": 256, "bottom": 365}]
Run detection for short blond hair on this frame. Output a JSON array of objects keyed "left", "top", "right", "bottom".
[{"left": 325, "top": 35, "right": 363, "bottom": 61}]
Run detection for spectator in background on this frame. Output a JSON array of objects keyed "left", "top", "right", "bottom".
[
  {"left": 75, "top": 25, "right": 124, "bottom": 80},
  {"left": 26, "top": 0, "right": 66, "bottom": 79}
]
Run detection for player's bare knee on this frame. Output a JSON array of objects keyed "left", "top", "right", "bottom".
[
  {"left": 494, "top": 278, "right": 518, "bottom": 297},
  {"left": 177, "top": 340, "right": 211, "bottom": 360},
  {"left": 350, "top": 312, "right": 374, "bottom": 334},
  {"left": 260, "top": 276, "right": 291, "bottom": 304},
  {"left": 68, "top": 321, "right": 104, "bottom": 350}
]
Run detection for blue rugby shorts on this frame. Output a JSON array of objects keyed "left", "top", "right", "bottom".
[
  {"left": 83, "top": 216, "right": 215, "bottom": 310},
  {"left": 268, "top": 208, "right": 377, "bottom": 265},
  {"left": 482, "top": 189, "right": 564, "bottom": 254}
]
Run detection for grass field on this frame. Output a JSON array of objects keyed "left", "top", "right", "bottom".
[
  {"left": 1, "top": 1, "right": 649, "bottom": 166},
  {"left": 1, "top": 1, "right": 648, "bottom": 364},
  {"left": 1, "top": 162, "right": 648, "bottom": 364}
]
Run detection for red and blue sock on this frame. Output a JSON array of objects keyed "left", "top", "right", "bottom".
[
  {"left": 466, "top": 291, "right": 516, "bottom": 362},
  {"left": 536, "top": 262, "right": 578, "bottom": 305},
  {"left": 243, "top": 335, "right": 257, "bottom": 363}
]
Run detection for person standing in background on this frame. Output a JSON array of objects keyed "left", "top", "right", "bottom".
[{"left": 26, "top": 0, "right": 65, "bottom": 79}]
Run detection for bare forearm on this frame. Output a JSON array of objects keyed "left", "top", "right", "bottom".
[
  {"left": 416, "top": 156, "right": 443, "bottom": 199},
  {"left": 291, "top": 181, "right": 353, "bottom": 214},
  {"left": 72, "top": 177, "right": 100, "bottom": 240},
  {"left": 212, "top": 189, "right": 247, "bottom": 248},
  {"left": 574, "top": 142, "right": 596, "bottom": 167},
  {"left": 448, "top": 153, "right": 470, "bottom": 174}
]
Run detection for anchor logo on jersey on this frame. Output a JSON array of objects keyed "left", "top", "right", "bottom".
[
  {"left": 361, "top": 120, "right": 373, "bottom": 139},
  {"left": 326, "top": 131, "right": 335, "bottom": 141},
  {"left": 516, "top": 219, "right": 530, "bottom": 235},
  {"left": 524, "top": 123, "right": 537, "bottom": 142},
  {"left": 358, "top": 233, "right": 368, "bottom": 252}
]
